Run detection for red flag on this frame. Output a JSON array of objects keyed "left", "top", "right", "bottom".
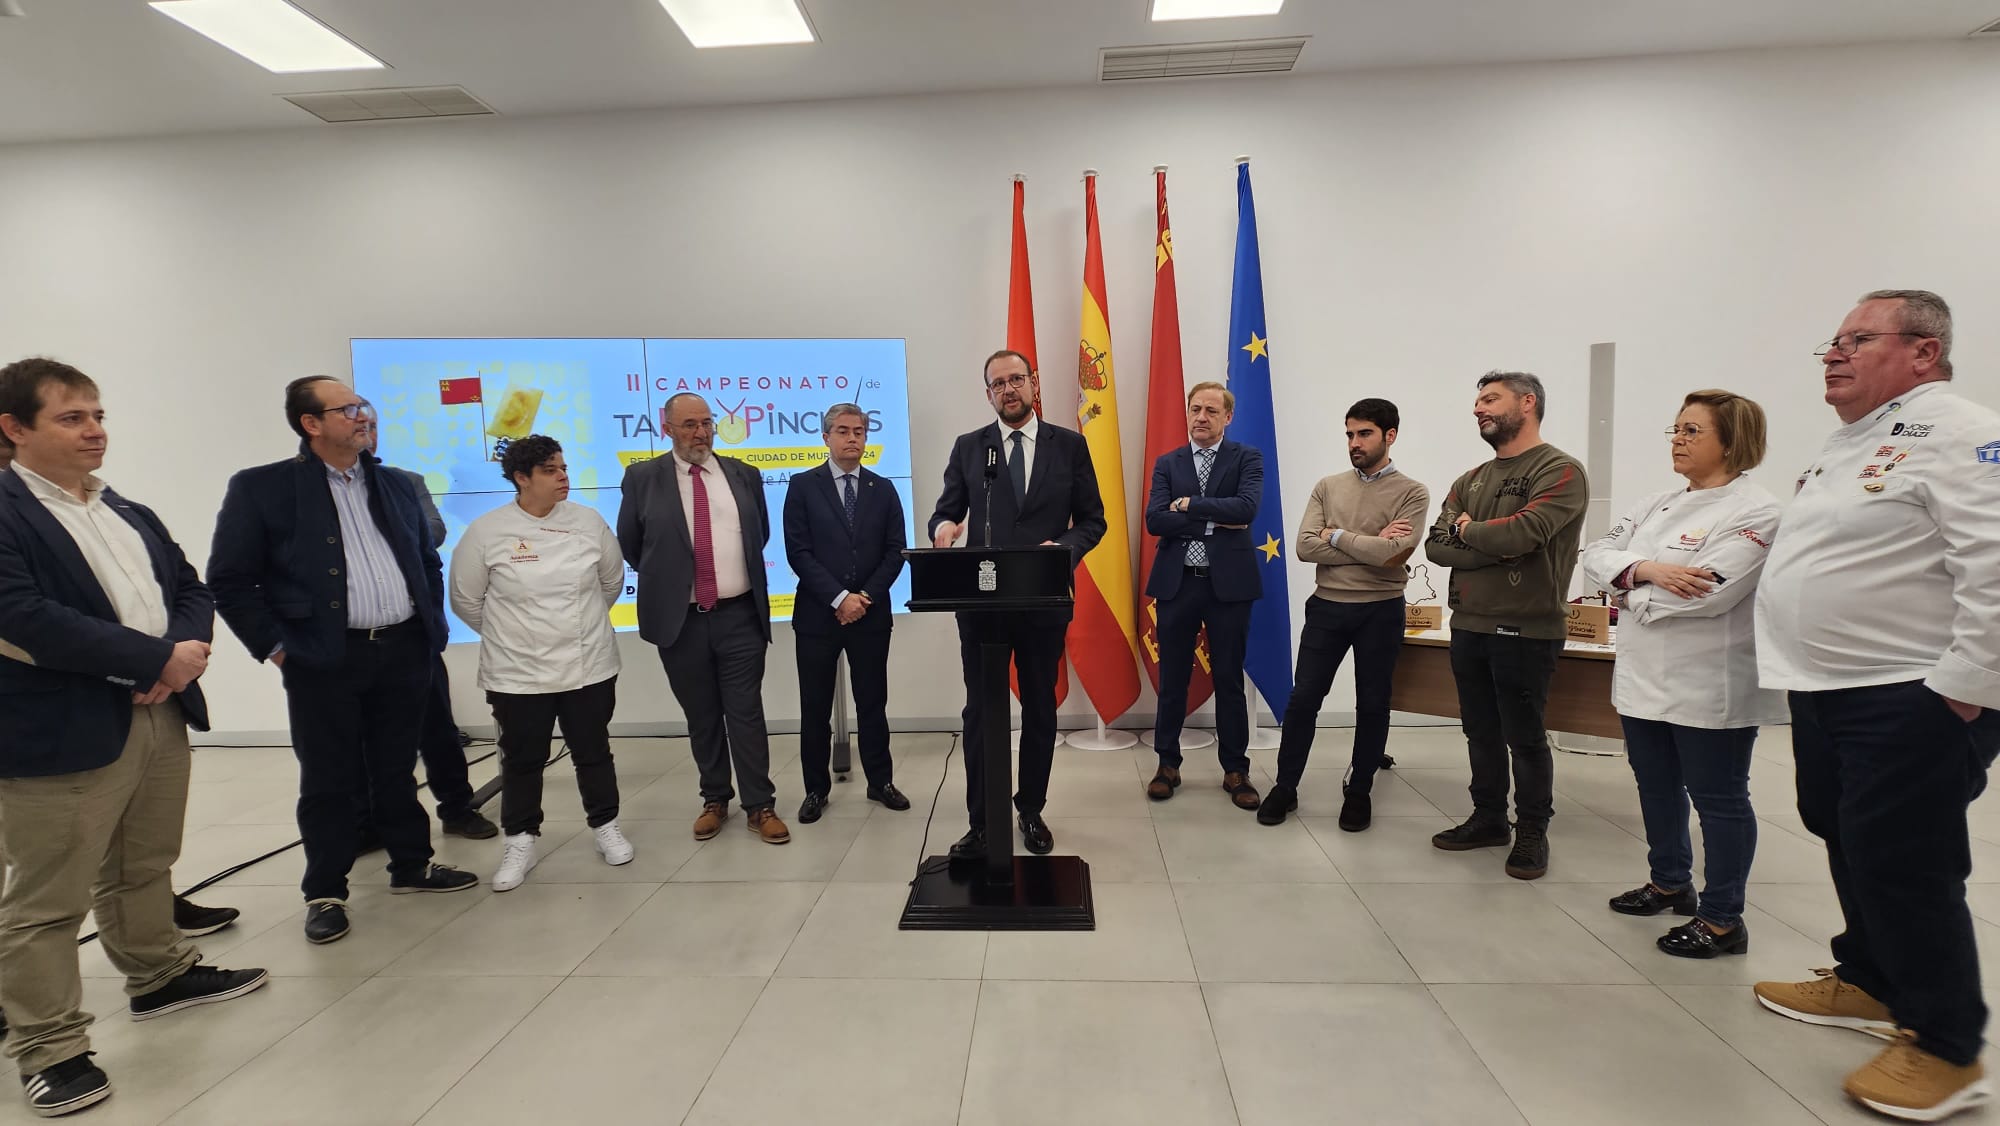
[
  {"left": 1006, "top": 176, "right": 1068, "bottom": 706},
  {"left": 1138, "top": 168, "right": 1214, "bottom": 711},
  {"left": 439, "top": 378, "right": 482, "bottom": 405}
]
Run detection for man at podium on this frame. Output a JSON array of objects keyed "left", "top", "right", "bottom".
[{"left": 927, "top": 349, "right": 1105, "bottom": 860}]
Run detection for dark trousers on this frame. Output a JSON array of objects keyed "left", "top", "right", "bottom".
[
  {"left": 957, "top": 609, "right": 1066, "bottom": 827},
  {"left": 657, "top": 596, "right": 775, "bottom": 811},
  {"left": 1153, "top": 573, "right": 1252, "bottom": 775},
  {"left": 487, "top": 676, "right": 620, "bottom": 836},
  {"left": 1449, "top": 630, "right": 1561, "bottom": 825},
  {"left": 1274, "top": 595, "right": 1405, "bottom": 792},
  {"left": 415, "top": 653, "right": 474, "bottom": 822},
  {"left": 280, "top": 620, "right": 435, "bottom": 901},
  {"left": 1790, "top": 682, "right": 2000, "bottom": 1066},
  {"left": 796, "top": 627, "right": 894, "bottom": 796},
  {"left": 1620, "top": 717, "right": 1758, "bottom": 929}
]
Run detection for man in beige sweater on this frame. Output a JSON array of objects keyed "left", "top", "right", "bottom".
[
  {"left": 1422, "top": 371, "right": 1588, "bottom": 880},
  {"left": 1259, "top": 399, "right": 1429, "bottom": 831}
]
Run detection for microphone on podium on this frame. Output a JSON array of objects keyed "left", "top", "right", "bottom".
[{"left": 982, "top": 446, "right": 998, "bottom": 546}]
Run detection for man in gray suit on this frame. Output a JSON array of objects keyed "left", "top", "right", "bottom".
[{"left": 617, "top": 393, "right": 788, "bottom": 844}]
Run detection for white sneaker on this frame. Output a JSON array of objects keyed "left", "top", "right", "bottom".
[
  {"left": 492, "top": 832, "right": 537, "bottom": 891},
  {"left": 593, "top": 821, "right": 635, "bottom": 866}
]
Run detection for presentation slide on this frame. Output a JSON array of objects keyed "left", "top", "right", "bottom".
[{"left": 352, "top": 337, "right": 916, "bottom": 644}]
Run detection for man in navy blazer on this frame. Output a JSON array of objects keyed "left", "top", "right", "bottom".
[
  {"left": 209, "top": 376, "right": 477, "bottom": 947},
  {"left": 927, "top": 349, "right": 1106, "bottom": 859},
  {"left": 0, "top": 359, "right": 265, "bottom": 1117},
  {"left": 782, "top": 403, "right": 910, "bottom": 823},
  {"left": 1144, "top": 382, "right": 1265, "bottom": 810}
]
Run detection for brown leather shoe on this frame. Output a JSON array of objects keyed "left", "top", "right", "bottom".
[
  {"left": 692, "top": 801, "right": 728, "bottom": 840},
  {"left": 1147, "top": 766, "right": 1181, "bottom": 801},
  {"left": 1223, "top": 772, "right": 1262, "bottom": 811},
  {"left": 748, "top": 807, "right": 791, "bottom": 844}
]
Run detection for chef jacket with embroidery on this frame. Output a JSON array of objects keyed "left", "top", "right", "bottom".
[{"left": 449, "top": 498, "right": 625, "bottom": 695}]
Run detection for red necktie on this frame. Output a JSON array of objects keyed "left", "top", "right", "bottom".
[{"left": 690, "top": 464, "right": 718, "bottom": 610}]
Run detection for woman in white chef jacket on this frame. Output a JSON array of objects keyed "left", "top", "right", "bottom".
[
  {"left": 1580, "top": 390, "right": 1788, "bottom": 959},
  {"left": 450, "top": 435, "right": 631, "bottom": 892}
]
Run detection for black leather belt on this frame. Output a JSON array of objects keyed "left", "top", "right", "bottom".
[
  {"left": 693, "top": 593, "right": 751, "bottom": 614},
  {"left": 1185, "top": 565, "right": 1211, "bottom": 578},
  {"left": 346, "top": 618, "right": 418, "bottom": 641}
]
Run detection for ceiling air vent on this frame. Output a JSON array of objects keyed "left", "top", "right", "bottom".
[
  {"left": 1971, "top": 16, "right": 2000, "bottom": 35},
  {"left": 283, "top": 85, "right": 495, "bottom": 124},
  {"left": 1099, "top": 36, "right": 1307, "bottom": 82}
]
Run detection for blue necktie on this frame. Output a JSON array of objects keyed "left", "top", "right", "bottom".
[
  {"left": 841, "top": 473, "right": 857, "bottom": 527},
  {"left": 1187, "top": 448, "right": 1214, "bottom": 567}
]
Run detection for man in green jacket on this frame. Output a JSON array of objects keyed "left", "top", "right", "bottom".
[{"left": 1422, "top": 371, "right": 1588, "bottom": 880}]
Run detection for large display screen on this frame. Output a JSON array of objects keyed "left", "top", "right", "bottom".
[{"left": 353, "top": 338, "right": 916, "bottom": 644}]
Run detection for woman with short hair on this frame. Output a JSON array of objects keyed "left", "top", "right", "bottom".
[
  {"left": 450, "top": 435, "right": 629, "bottom": 891},
  {"left": 1580, "top": 390, "right": 1788, "bottom": 958}
]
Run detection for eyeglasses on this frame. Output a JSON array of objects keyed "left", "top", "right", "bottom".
[
  {"left": 1664, "top": 424, "right": 1709, "bottom": 442},
  {"left": 671, "top": 419, "right": 716, "bottom": 434},
  {"left": 1814, "top": 332, "right": 1921, "bottom": 358},
  {"left": 313, "top": 401, "right": 375, "bottom": 421},
  {"left": 986, "top": 374, "right": 1032, "bottom": 392}
]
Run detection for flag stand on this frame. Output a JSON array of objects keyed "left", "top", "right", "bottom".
[
  {"left": 1139, "top": 728, "right": 1214, "bottom": 749},
  {"left": 1064, "top": 717, "right": 1136, "bottom": 751}
]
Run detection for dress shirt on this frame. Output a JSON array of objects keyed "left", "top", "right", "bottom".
[
  {"left": 449, "top": 498, "right": 624, "bottom": 695},
  {"left": 671, "top": 451, "right": 751, "bottom": 601},
  {"left": 1001, "top": 412, "right": 1039, "bottom": 496},
  {"left": 831, "top": 462, "right": 862, "bottom": 609},
  {"left": 324, "top": 460, "right": 416, "bottom": 629},
  {"left": 12, "top": 461, "right": 167, "bottom": 638}
]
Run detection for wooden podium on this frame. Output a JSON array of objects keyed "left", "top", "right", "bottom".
[{"left": 897, "top": 545, "right": 1095, "bottom": 931}]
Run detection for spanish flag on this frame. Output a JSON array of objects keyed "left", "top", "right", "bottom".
[{"left": 1067, "top": 171, "right": 1141, "bottom": 724}]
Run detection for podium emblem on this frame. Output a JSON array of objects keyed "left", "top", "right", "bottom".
[{"left": 978, "top": 560, "right": 998, "bottom": 592}]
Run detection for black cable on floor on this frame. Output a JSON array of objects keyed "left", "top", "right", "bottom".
[
  {"left": 75, "top": 746, "right": 505, "bottom": 947},
  {"left": 911, "top": 733, "right": 960, "bottom": 881}
]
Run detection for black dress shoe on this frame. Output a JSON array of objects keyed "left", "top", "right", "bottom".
[
  {"left": 1018, "top": 813, "right": 1054, "bottom": 855},
  {"left": 173, "top": 895, "right": 240, "bottom": 937},
  {"left": 1658, "top": 918, "right": 1750, "bottom": 959},
  {"left": 867, "top": 784, "right": 911, "bottom": 811},
  {"left": 1337, "top": 786, "right": 1372, "bottom": 833},
  {"left": 948, "top": 829, "right": 986, "bottom": 860},
  {"left": 129, "top": 965, "right": 269, "bottom": 1021},
  {"left": 389, "top": 863, "right": 479, "bottom": 894},
  {"left": 441, "top": 811, "right": 499, "bottom": 840},
  {"left": 798, "top": 792, "right": 828, "bottom": 824},
  {"left": 304, "top": 899, "right": 349, "bottom": 945},
  {"left": 1432, "top": 816, "right": 1511, "bottom": 851},
  {"left": 1257, "top": 784, "right": 1298, "bottom": 826},
  {"left": 1608, "top": 883, "right": 1698, "bottom": 917}
]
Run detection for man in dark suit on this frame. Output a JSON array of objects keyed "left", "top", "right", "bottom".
[
  {"left": 369, "top": 435, "right": 495, "bottom": 842},
  {"left": 0, "top": 358, "right": 266, "bottom": 1118},
  {"left": 209, "top": 375, "right": 478, "bottom": 947},
  {"left": 927, "top": 349, "right": 1106, "bottom": 859},
  {"left": 783, "top": 403, "right": 910, "bottom": 823},
  {"left": 1143, "top": 381, "right": 1264, "bottom": 811},
  {"left": 617, "top": 392, "right": 790, "bottom": 845}
]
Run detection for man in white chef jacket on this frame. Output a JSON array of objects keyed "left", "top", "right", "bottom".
[{"left": 1752, "top": 289, "right": 2000, "bottom": 1122}]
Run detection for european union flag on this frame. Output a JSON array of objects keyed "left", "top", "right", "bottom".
[{"left": 1225, "top": 160, "right": 1294, "bottom": 720}]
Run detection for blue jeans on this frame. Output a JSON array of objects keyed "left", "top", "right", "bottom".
[{"left": 1619, "top": 716, "right": 1757, "bottom": 929}]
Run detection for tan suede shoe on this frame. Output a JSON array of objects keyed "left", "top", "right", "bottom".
[
  {"left": 748, "top": 807, "right": 791, "bottom": 845},
  {"left": 1753, "top": 968, "right": 1897, "bottom": 1038},
  {"left": 692, "top": 801, "right": 728, "bottom": 841},
  {"left": 1843, "top": 1031, "right": 1991, "bottom": 1121}
]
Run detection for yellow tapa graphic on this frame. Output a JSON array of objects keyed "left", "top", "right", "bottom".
[{"left": 485, "top": 386, "right": 545, "bottom": 439}]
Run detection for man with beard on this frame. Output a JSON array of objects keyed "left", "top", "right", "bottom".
[
  {"left": 1423, "top": 371, "right": 1587, "bottom": 879},
  {"left": 1258, "top": 398, "right": 1430, "bottom": 831},
  {"left": 928, "top": 349, "right": 1105, "bottom": 859}
]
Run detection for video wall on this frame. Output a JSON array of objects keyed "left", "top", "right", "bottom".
[{"left": 352, "top": 338, "right": 916, "bottom": 644}]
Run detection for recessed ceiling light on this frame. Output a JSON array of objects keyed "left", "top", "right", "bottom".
[
  {"left": 150, "top": 0, "right": 385, "bottom": 74},
  {"left": 1150, "top": 0, "right": 1285, "bottom": 21},
  {"left": 657, "top": 0, "right": 816, "bottom": 49}
]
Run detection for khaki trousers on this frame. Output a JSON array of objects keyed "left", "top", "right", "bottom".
[{"left": 0, "top": 701, "right": 199, "bottom": 1074}]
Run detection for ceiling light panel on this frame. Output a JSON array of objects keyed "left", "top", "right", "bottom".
[
  {"left": 1151, "top": 0, "right": 1285, "bottom": 21},
  {"left": 149, "top": 0, "right": 385, "bottom": 74},
  {"left": 657, "top": 0, "right": 816, "bottom": 48}
]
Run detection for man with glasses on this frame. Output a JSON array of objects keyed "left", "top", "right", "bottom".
[
  {"left": 1424, "top": 371, "right": 1588, "bottom": 880},
  {"left": 1753, "top": 290, "right": 2000, "bottom": 1121},
  {"left": 927, "top": 349, "right": 1105, "bottom": 859},
  {"left": 618, "top": 393, "right": 789, "bottom": 844},
  {"left": 210, "top": 376, "right": 478, "bottom": 946}
]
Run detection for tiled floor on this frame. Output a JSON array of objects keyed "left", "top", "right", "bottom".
[{"left": 14, "top": 724, "right": 1998, "bottom": 1125}]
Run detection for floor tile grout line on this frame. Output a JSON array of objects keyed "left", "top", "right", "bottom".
[
  {"left": 1654, "top": 983, "right": 1838, "bottom": 1126},
  {"left": 953, "top": 977, "right": 985, "bottom": 1126},
  {"left": 1419, "top": 981, "right": 1560, "bottom": 1126},
  {"left": 677, "top": 971, "right": 782, "bottom": 1126},
  {"left": 408, "top": 972, "right": 570, "bottom": 1125},
  {"left": 144, "top": 974, "right": 373, "bottom": 1125}
]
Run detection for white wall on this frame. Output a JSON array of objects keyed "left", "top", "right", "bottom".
[{"left": 3, "top": 41, "right": 1996, "bottom": 740}]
